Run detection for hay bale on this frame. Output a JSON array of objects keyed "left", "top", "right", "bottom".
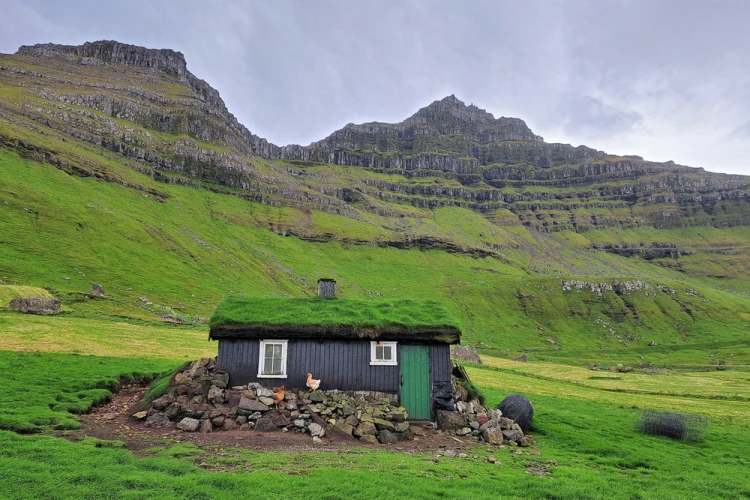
[
  {"left": 635, "top": 410, "right": 707, "bottom": 442},
  {"left": 497, "top": 394, "right": 534, "bottom": 432}
]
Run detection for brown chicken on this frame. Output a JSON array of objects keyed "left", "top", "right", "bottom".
[
  {"left": 306, "top": 373, "right": 321, "bottom": 392},
  {"left": 272, "top": 385, "right": 285, "bottom": 408}
]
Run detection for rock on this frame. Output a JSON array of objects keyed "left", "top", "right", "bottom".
[
  {"left": 514, "top": 355, "right": 527, "bottom": 362},
  {"left": 176, "top": 417, "right": 200, "bottom": 432},
  {"left": 335, "top": 422, "right": 354, "bottom": 436},
  {"left": 312, "top": 436, "right": 323, "bottom": 444},
  {"left": 210, "top": 415, "right": 226, "bottom": 427},
  {"left": 255, "top": 387, "right": 274, "bottom": 398},
  {"left": 236, "top": 416, "right": 247, "bottom": 425},
  {"left": 353, "top": 421, "right": 377, "bottom": 437},
  {"left": 389, "top": 407, "right": 408, "bottom": 422},
  {"left": 270, "top": 413, "right": 290, "bottom": 427},
  {"left": 393, "top": 421, "right": 410, "bottom": 433},
  {"left": 342, "top": 405, "right": 356, "bottom": 416},
  {"left": 255, "top": 417, "right": 279, "bottom": 432},
  {"left": 456, "top": 427, "right": 472, "bottom": 436},
  {"left": 240, "top": 423, "right": 254, "bottom": 431},
  {"left": 479, "top": 418, "right": 499, "bottom": 432},
  {"left": 345, "top": 415, "right": 360, "bottom": 427},
  {"left": 247, "top": 412, "right": 262, "bottom": 420},
  {"left": 443, "top": 449, "right": 457, "bottom": 457},
  {"left": 294, "top": 419, "right": 306, "bottom": 429},
  {"left": 499, "top": 417, "right": 514, "bottom": 430},
  {"left": 377, "top": 430, "right": 399, "bottom": 444},
  {"left": 164, "top": 403, "right": 182, "bottom": 421},
  {"left": 207, "top": 386, "right": 224, "bottom": 403},
  {"left": 200, "top": 419, "right": 213, "bottom": 434},
  {"left": 309, "top": 392, "right": 326, "bottom": 403},
  {"left": 8, "top": 298, "right": 61, "bottom": 315},
  {"left": 308, "top": 423, "right": 324, "bottom": 437},
  {"left": 285, "top": 402, "right": 298, "bottom": 411},
  {"left": 451, "top": 346, "right": 482, "bottom": 364},
  {"left": 238, "top": 397, "right": 269, "bottom": 412},
  {"left": 435, "top": 410, "right": 465, "bottom": 431},
  {"left": 131, "top": 411, "right": 148, "bottom": 420},
  {"left": 223, "top": 418, "right": 238, "bottom": 431},
  {"left": 359, "top": 434, "right": 379, "bottom": 445},
  {"left": 502, "top": 429, "right": 524, "bottom": 443},
  {"left": 487, "top": 455, "right": 498, "bottom": 464},
  {"left": 373, "top": 418, "right": 396, "bottom": 433},
  {"left": 456, "top": 401, "right": 467, "bottom": 413},
  {"left": 482, "top": 428, "right": 504, "bottom": 445},
  {"left": 475, "top": 413, "right": 489, "bottom": 425},
  {"left": 89, "top": 283, "right": 104, "bottom": 296},
  {"left": 151, "top": 394, "right": 174, "bottom": 411},
  {"left": 259, "top": 397, "right": 275, "bottom": 406},
  {"left": 470, "top": 421, "right": 480, "bottom": 430}
]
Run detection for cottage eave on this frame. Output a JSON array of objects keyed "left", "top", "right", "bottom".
[{"left": 208, "top": 325, "right": 461, "bottom": 344}]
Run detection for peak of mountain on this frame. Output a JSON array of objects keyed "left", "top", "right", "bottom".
[
  {"left": 16, "top": 40, "right": 189, "bottom": 81},
  {"left": 310, "top": 94, "right": 543, "bottom": 153}
]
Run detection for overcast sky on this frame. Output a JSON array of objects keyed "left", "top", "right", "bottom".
[{"left": 1, "top": 0, "right": 748, "bottom": 175}]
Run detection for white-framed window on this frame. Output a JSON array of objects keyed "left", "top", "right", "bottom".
[
  {"left": 258, "top": 340, "right": 288, "bottom": 378},
  {"left": 370, "top": 341, "right": 398, "bottom": 366}
]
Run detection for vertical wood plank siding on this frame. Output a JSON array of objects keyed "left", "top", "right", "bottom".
[
  {"left": 217, "top": 338, "right": 400, "bottom": 392},
  {"left": 429, "top": 344, "right": 452, "bottom": 383}
]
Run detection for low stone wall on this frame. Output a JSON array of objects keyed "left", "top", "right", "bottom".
[{"left": 135, "top": 358, "right": 413, "bottom": 444}]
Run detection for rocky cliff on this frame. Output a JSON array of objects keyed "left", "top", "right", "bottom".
[{"left": 1, "top": 40, "right": 749, "bottom": 234}]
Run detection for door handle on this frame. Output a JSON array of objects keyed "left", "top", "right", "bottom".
[{"left": 401, "top": 374, "right": 404, "bottom": 386}]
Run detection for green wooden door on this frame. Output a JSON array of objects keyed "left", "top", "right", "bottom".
[{"left": 400, "top": 345, "right": 431, "bottom": 419}]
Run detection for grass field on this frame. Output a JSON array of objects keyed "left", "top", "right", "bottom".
[{"left": 0, "top": 312, "right": 749, "bottom": 498}]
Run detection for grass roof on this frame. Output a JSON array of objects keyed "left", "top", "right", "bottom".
[{"left": 209, "top": 297, "right": 461, "bottom": 341}]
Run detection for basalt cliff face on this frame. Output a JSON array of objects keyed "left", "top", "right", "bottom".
[{"left": 1, "top": 40, "right": 749, "bottom": 235}]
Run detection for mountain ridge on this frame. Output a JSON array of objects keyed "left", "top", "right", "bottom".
[{"left": 1, "top": 40, "right": 749, "bottom": 237}]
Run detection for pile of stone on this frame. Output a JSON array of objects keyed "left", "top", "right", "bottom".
[
  {"left": 305, "top": 390, "right": 411, "bottom": 444},
  {"left": 135, "top": 358, "right": 412, "bottom": 444},
  {"left": 434, "top": 376, "right": 532, "bottom": 447}
]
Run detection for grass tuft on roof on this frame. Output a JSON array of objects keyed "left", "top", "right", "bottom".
[{"left": 209, "top": 296, "right": 461, "bottom": 336}]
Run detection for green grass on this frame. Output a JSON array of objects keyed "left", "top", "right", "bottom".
[
  {"left": 0, "top": 306, "right": 749, "bottom": 497},
  {"left": 0, "top": 351, "right": 177, "bottom": 433},
  {"left": 0, "top": 285, "right": 53, "bottom": 306},
  {"left": 209, "top": 296, "right": 461, "bottom": 337}
]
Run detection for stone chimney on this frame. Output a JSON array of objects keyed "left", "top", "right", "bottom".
[{"left": 317, "top": 278, "right": 336, "bottom": 298}]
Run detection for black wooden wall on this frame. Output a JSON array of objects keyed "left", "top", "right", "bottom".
[
  {"left": 217, "top": 338, "right": 400, "bottom": 392},
  {"left": 217, "top": 339, "right": 454, "bottom": 418},
  {"left": 429, "top": 344, "right": 452, "bottom": 384}
]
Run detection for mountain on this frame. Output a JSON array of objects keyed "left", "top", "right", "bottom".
[{"left": 1, "top": 40, "right": 750, "bottom": 349}]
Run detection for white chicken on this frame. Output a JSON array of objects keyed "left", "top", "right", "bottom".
[{"left": 306, "top": 372, "right": 321, "bottom": 392}]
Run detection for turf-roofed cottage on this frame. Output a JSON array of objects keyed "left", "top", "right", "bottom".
[{"left": 209, "top": 280, "right": 461, "bottom": 419}]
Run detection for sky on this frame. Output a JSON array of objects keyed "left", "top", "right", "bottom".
[{"left": 1, "top": 0, "right": 748, "bottom": 176}]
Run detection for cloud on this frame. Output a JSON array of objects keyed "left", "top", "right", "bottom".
[{"left": 0, "top": 0, "right": 748, "bottom": 175}]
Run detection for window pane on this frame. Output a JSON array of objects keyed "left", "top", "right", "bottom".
[
  {"left": 264, "top": 356, "right": 274, "bottom": 374},
  {"left": 273, "top": 358, "right": 282, "bottom": 374},
  {"left": 384, "top": 346, "right": 392, "bottom": 360},
  {"left": 273, "top": 344, "right": 282, "bottom": 358},
  {"left": 376, "top": 345, "right": 384, "bottom": 360},
  {"left": 265, "top": 344, "right": 274, "bottom": 357}
]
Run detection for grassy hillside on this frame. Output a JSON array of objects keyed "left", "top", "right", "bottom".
[{"left": 2, "top": 149, "right": 750, "bottom": 357}]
